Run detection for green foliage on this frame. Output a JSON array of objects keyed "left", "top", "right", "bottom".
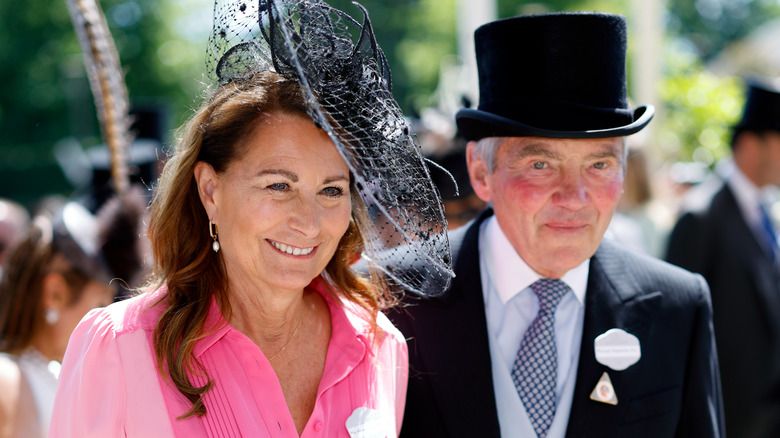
[
  {"left": 1, "top": 0, "right": 777, "bottom": 207},
  {"left": 394, "top": 0, "right": 457, "bottom": 112},
  {"left": 326, "top": 0, "right": 456, "bottom": 112},
  {"left": 498, "top": 0, "right": 626, "bottom": 16},
  {"left": 657, "top": 42, "right": 743, "bottom": 164},
  {"left": 0, "top": 0, "right": 79, "bottom": 206},
  {"left": 667, "top": 0, "right": 780, "bottom": 61},
  {"left": 0, "top": 0, "right": 206, "bottom": 206}
]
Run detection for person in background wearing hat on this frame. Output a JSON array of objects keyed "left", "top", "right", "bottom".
[
  {"left": 666, "top": 80, "right": 780, "bottom": 438},
  {"left": 0, "top": 196, "right": 143, "bottom": 438},
  {"left": 388, "top": 12, "right": 724, "bottom": 438}
]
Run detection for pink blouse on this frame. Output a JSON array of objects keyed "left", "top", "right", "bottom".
[{"left": 49, "top": 277, "right": 408, "bottom": 437}]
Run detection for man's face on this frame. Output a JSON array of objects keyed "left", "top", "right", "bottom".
[{"left": 467, "top": 136, "right": 625, "bottom": 278}]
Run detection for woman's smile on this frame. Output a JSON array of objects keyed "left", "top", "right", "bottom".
[{"left": 268, "top": 239, "right": 316, "bottom": 257}]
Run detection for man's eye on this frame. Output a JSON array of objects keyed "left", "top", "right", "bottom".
[
  {"left": 593, "top": 162, "right": 607, "bottom": 169},
  {"left": 532, "top": 162, "right": 547, "bottom": 169}
]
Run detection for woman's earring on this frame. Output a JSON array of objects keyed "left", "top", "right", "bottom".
[
  {"left": 209, "top": 220, "right": 220, "bottom": 253},
  {"left": 45, "top": 308, "right": 59, "bottom": 325}
]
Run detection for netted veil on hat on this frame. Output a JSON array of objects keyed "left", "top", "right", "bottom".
[{"left": 205, "top": 0, "right": 454, "bottom": 296}]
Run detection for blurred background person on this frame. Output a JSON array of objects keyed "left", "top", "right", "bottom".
[
  {"left": 604, "top": 146, "right": 659, "bottom": 255},
  {"left": 604, "top": 146, "right": 679, "bottom": 258},
  {"left": 666, "top": 79, "right": 780, "bottom": 438},
  {"left": 0, "top": 197, "right": 143, "bottom": 438},
  {"left": 0, "top": 199, "right": 30, "bottom": 281}
]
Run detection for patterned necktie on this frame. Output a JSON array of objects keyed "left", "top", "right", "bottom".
[
  {"left": 511, "top": 278, "right": 570, "bottom": 438},
  {"left": 759, "top": 203, "right": 777, "bottom": 261}
]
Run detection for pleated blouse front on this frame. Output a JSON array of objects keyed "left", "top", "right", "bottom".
[{"left": 49, "top": 278, "right": 408, "bottom": 438}]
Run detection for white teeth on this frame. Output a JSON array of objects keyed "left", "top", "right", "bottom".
[{"left": 272, "top": 241, "right": 314, "bottom": 256}]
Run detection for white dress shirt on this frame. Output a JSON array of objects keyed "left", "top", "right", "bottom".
[{"left": 479, "top": 216, "right": 588, "bottom": 438}]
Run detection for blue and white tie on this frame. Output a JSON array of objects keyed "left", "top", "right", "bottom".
[{"left": 511, "top": 278, "right": 569, "bottom": 438}]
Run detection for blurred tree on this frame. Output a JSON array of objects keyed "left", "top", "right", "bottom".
[
  {"left": 1, "top": 0, "right": 777, "bottom": 207},
  {"left": 326, "top": 0, "right": 456, "bottom": 113},
  {"left": 659, "top": 0, "right": 780, "bottom": 164},
  {"left": 0, "top": 0, "right": 207, "bottom": 207},
  {"left": 667, "top": 0, "right": 780, "bottom": 62},
  {"left": 0, "top": 0, "right": 76, "bottom": 206},
  {"left": 657, "top": 40, "right": 743, "bottom": 164}
]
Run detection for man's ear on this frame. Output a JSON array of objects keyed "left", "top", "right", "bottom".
[
  {"left": 193, "top": 162, "right": 219, "bottom": 220},
  {"left": 466, "top": 141, "right": 493, "bottom": 203}
]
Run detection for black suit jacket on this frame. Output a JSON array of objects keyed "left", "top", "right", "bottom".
[
  {"left": 667, "top": 182, "right": 780, "bottom": 438},
  {"left": 388, "top": 209, "right": 724, "bottom": 437}
]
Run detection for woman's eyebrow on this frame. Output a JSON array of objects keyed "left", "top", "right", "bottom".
[
  {"left": 255, "top": 169, "right": 298, "bottom": 182},
  {"left": 322, "top": 175, "right": 350, "bottom": 184}
]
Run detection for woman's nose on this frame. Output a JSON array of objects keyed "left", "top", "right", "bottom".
[{"left": 289, "top": 196, "right": 321, "bottom": 237}]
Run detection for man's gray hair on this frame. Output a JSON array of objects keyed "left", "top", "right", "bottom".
[{"left": 470, "top": 137, "right": 503, "bottom": 173}]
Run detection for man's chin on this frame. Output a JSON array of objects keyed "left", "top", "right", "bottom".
[{"left": 534, "top": 245, "right": 596, "bottom": 276}]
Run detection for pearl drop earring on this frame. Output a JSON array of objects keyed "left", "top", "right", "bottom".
[
  {"left": 45, "top": 308, "right": 59, "bottom": 325},
  {"left": 209, "top": 220, "right": 220, "bottom": 253}
]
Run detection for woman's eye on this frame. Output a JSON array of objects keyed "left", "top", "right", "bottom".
[
  {"left": 532, "top": 161, "right": 547, "bottom": 169},
  {"left": 268, "top": 182, "right": 289, "bottom": 191},
  {"left": 322, "top": 186, "right": 345, "bottom": 197}
]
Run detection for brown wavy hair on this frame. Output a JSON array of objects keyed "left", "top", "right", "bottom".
[
  {"left": 146, "top": 71, "right": 387, "bottom": 418},
  {"left": 0, "top": 219, "right": 91, "bottom": 354}
]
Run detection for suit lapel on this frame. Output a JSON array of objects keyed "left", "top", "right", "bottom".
[
  {"left": 412, "top": 210, "right": 501, "bottom": 437},
  {"left": 565, "top": 242, "right": 663, "bottom": 436}
]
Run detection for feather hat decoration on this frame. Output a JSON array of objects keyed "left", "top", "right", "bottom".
[{"left": 65, "top": 0, "right": 133, "bottom": 195}]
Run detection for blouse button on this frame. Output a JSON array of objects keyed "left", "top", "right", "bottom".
[{"left": 313, "top": 421, "right": 323, "bottom": 432}]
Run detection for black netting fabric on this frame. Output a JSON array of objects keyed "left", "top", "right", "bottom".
[{"left": 206, "top": 0, "right": 453, "bottom": 296}]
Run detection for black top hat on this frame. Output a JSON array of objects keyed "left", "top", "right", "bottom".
[
  {"left": 456, "top": 12, "right": 654, "bottom": 141},
  {"left": 734, "top": 80, "right": 780, "bottom": 133}
]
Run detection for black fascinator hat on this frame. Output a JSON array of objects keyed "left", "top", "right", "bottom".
[
  {"left": 456, "top": 12, "right": 654, "bottom": 141},
  {"left": 206, "top": 0, "right": 453, "bottom": 296}
]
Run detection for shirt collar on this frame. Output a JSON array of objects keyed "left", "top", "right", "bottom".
[
  {"left": 481, "top": 216, "right": 589, "bottom": 306},
  {"left": 194, "top": 296, "right": 233, "bottom": 358},
  {"left": 729, "top": 165, "right": 765, "bottom": 227}
]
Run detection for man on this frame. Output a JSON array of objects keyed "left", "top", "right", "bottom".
[
  {"left": 666, "top": 81, "right": 780, "bottom": 438},
  {"left": 388, "top": 12, "right": 724, "bottom": 438}
]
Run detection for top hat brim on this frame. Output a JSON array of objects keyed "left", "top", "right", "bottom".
[{"left": 456, "top": 105, "right": 654, "bottom": 141}]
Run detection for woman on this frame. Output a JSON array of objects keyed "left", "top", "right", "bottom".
[
  {"left": 50, "top": 1, "right": 452, "bottom": 437},
  {"left": 0, "top": 199, "right": 133, "bottom": 438}
]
